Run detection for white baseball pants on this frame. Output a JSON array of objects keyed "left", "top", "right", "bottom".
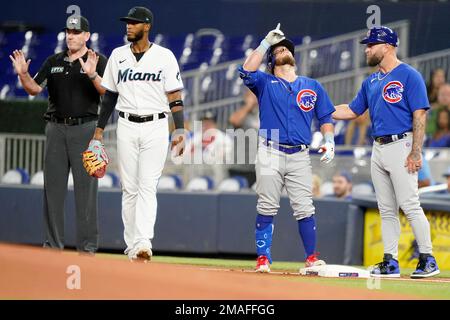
[{"left": 117, "top": 116, "right": 169, "bottom": 254}]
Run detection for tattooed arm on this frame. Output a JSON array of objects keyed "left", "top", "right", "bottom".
[{"left": 405, "top": 109, "right": 426, "bottom": 174}]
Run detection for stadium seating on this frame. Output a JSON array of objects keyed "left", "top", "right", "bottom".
[
  {"left": 217, "top": 175, "right": 249, "bottom": 192},
  {"left": 320, "top": 181, "right": 334, "bottom": 196},
  {"left": 30, "top": 170, "right": 44, "bottom": 186},
  {"left": 157, "top": 174, "right": 183, "bottom": 191},
  {"left": 98, "top": 172, "right": 120, "bottom": 189},
  {"left": 185, "top": 176, "right": 214, "bottom": 191},
  {"left": 0, "top": 31, "right": 306, "bottom": 99},
  {"left": 1, "top": 168, "right": 30, "bottom": 184},
  {"left": 352, "top": 182, "right": 375, "bottom": 196}
]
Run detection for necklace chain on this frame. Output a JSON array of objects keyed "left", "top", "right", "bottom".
[
  {"left": 276, "top": 76, "right": 297, "bottom": 93},
  {"left": 377, "top": 61, "right": 401, "bottom": 81}
]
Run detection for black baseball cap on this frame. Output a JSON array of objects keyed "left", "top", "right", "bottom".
[
  {"left": 120, "top": 6, "right": 153, "bottom": 24},
  {"left": 63, "top": 15, "right": 90, "bottom": 32}
]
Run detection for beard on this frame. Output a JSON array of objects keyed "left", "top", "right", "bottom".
[
  {"left": 275, "top": 55, "right": 295, "bottom": 68},
  {"left": 127, "top": 29, "right": 144, "bottom": 42},
  {"left": 367, "top": 54, "right": 383, "bottom": 67}
]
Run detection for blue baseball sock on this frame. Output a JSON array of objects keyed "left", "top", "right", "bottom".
[
  {"left": 255, "top": 214, "right": 274, "bottom": 263},
  {"left": 297, "top": 216, "right": 316, "bottom": 258}
]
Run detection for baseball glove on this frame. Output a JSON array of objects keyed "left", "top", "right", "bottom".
[{"left": 82, "top": 139, "right": 109, "bottom": 178}]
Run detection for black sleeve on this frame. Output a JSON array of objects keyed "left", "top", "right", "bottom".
[
  {"left": 172, "top": 109, "right": 185, "bottom": 130},
  {"left": 33, "top": 57, "right": 52, "bottom": 88},
  {"left": 96, "top": 53, "right": 108, "bottom": 77},
  {"left": 97, "top": 90, "right": 118, "bottom": 129}
]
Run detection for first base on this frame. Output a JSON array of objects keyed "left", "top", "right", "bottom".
[{"left": 299, "top": 264, "right": 370, "bottom": 278}]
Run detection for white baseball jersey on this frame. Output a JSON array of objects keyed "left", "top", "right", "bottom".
[{"left": 101, "top": 43, "right": 184, "bottom": 115}]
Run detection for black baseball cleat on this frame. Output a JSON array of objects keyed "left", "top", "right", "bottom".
[
  {"left": 370, "top": 254, "right": 401, "bottom": 278},
  {"left": 410, "top": 254, "right": 440, "bottom": 279}
]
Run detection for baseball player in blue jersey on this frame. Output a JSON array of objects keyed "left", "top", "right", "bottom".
[
  {"left": 333, "top": 26, "right": 440, "bottom": 278},
  {"left": 239, "top": 24, "right": 336, "bottom": 273}
]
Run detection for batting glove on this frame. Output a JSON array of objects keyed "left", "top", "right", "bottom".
[
  {"left": 318, "top": 132, "right": 335, "bottom": 164},
  {"left": 259, "top": 23, "right": 285, "bottom": 52}
]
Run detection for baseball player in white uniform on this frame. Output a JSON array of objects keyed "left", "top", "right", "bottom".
[{"left": 93, "top": 6, "right": 186, "bottom": 261}]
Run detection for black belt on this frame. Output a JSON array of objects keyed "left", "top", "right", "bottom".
[
  {"left": 119, "top": 111, "right": 166, "bottom": 123},
  {"left": 48, "top": 115, "right": 98, "bottom": 126},
  {"left": 374, "top": 133, "right": 408, "bottom": 145},
  {"left": 262, "top": 139, "right": 308, "bottom": 154}
]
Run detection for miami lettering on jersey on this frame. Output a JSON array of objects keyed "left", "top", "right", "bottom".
[
  {"left": 296, "top": 89, "right": 317, "bottom": 112},
  {"left": 118, "top": 68, "right": 162, "bottom": 84}
]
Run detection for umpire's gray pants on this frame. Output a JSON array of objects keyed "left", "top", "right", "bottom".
[
  {"left": 43, "top": 120, "right": 99, "bottom": 253},
  {"left": 255, "top": 141, "right": 314, "bottom": 220}
]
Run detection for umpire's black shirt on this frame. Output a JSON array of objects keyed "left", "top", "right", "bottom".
[{"left": 33, "top": 49, "right": 108, "bottom": 118}]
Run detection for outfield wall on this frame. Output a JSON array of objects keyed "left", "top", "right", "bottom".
[{"left": 0, "top": 185, "right": 448, "bottom": 268}]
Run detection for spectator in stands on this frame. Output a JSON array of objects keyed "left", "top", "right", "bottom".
[
  {"left": 426, "top": 108, "right": 450, "bottom": 148},
  {"left": 427, "top": 83, "right": 450, "bottom": 137},
  {"left": 9, "top": 16, "right": 107, "bottom": 254},
  {"left": 228, "top": 89, "right": 259, "bottom": 186},
  {"left": 426, "top": 68, "right": 446, "bottom": 105},
  {"left": 345, "top": 109, "right": 371, "bottom": 145},
  {"left": 331, "top": 171, "right": 352, "bottom": 200},
  {"left": 437, "top": 83, "right": 450, "bottom": 110},
  {"left": 229, "top": 89, "right": 260, "bottom": 129},
  {"left": 312, "top": 174, "right": 322, "bottom": 198},
  {"left": 185, "top": 111, "right": 233, "bottom": 165}
]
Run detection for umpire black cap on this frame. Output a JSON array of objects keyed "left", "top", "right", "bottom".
[
  {"left": 63, "top": 16, "right": 90, "bottom": 32},
  {"left": 120, "top": 6, "right": 153, "bottom": 24}
]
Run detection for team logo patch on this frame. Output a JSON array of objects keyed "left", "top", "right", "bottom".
[
  {"left": 383, "top": 81, "right": 404, "bottom": 103},
  {"left": 296, "top": 89, "right": 317, "bottom": 112}
]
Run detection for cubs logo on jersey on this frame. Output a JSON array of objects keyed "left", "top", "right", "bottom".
[
  {"left": 296, "top": 89, "right": 317, "bottom": 112},
  {"left": 382, "top": 81, "right": 404, "bottom": 103}
]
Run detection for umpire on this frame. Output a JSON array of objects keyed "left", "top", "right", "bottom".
[{"left": 10, "top": 16, "right": 107, "bottom": 253}]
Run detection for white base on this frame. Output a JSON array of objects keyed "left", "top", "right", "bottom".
[{"left": 299, "top": 264, "right": 370, "bottom": 278}]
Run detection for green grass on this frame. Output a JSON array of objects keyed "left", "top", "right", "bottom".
[{"left": 97, "top": 253, "right": 450, "bottom": 299}]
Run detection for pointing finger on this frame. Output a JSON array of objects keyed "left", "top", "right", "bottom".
[{"left": 276, "top": 23, "right": 280, "bottom": 30}]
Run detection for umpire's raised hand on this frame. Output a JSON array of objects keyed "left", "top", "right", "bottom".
[{"left": 9, "top": 50, "right": 31, "bottom": 76}]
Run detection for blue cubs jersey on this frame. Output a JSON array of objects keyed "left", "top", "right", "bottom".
[
  {"left": 239, "top": 66, "right": 335, "bottom": 145},
  {"left": 349, "top": 63, "right": 430, "bottom": 137}
]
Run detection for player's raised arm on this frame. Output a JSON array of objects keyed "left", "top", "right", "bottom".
[{"left": 243, "top": 23, "right": 285, "bottom": 72}]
